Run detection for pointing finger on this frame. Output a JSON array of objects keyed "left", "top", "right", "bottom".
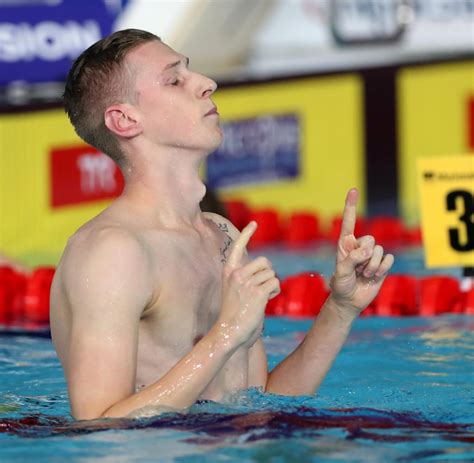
[
  {"left": 339, "top": 188, "right": 359, "bottom": 241},
  {"left": 226, "top": 221, "right": 257, "bottom": 269}
]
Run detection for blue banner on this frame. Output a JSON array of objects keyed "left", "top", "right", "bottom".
[
  {"left": 207, "top": 114, "right": 300, "bottom": 189},
  {"left": 0, "top": 1, "right": 128, "bottom": 85}
]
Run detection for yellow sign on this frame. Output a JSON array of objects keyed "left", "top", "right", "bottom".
[
  {"left": 398, "top": 61, "right": 474, "bottom": 225},
  {"left": 417, "top": 155, "right": 474, "bottom": 268}
]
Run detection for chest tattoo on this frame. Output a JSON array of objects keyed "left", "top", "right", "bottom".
[
  {"left": 218, "top": 222, "right": 233, "bottom": 264},
  {"left": 217, "top": 223, "right": 229, "bottom": 233}
]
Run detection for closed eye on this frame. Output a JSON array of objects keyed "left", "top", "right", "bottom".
[{"left": 169, "top": 76, "right": 185, "bottom": 86}]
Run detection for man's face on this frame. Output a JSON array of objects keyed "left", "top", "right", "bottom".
[{"left": 127, "top": 40, "right": 223, "bottom": 153}]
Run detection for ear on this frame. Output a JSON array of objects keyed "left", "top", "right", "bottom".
[{"left": 104, "top": 104, "right": 142, "bottom": 139}]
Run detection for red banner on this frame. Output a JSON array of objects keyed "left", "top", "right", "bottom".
[{"left": 50, "top": 145, "right": 124, "bottom": 208}]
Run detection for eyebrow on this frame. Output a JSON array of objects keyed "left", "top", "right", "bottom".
[{"left": 163, "top": 56, "right": 189, "bottom": 72}]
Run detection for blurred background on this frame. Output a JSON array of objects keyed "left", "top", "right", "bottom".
[{"left": 0, "top": 0, "right": 473, "bottom": 268}]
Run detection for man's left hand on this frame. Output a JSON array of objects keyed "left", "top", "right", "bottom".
[{"left": 329, "top": 188, "right": 395, "bottom": 316}]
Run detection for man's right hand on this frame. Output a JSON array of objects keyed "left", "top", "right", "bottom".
[{"left": 218, "top": 221, "right": 280, "bottom": 348}]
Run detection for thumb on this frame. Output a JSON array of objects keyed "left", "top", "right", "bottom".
[
  {"left": 336, "top": 246, "right": 370, "bottom": 278},
  {"left": 337, "top": 234, "right": 357, "bottom": 263}
]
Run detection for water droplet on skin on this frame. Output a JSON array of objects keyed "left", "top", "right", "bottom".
[{"left": 361, "top": 279, "right": 375, "bottom": 290}]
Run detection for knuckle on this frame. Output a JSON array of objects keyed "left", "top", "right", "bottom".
[
  {"left": 230, "top": 269, "right": 243, "bottom": 283},
  {"left": 347, "top": 250, "right": 358, "bottom": 261},
  {"left": 374, "top": 244, "right": 384, "bottom": 254},
  {"left": 360, "top": 235, "right": 375, "bottom": 244}
]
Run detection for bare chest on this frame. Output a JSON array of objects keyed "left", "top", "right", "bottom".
[{"left": 136, "top": 229, "right": 229, "bottom": 377}]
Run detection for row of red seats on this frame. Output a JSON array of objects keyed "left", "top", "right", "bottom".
[
  {"left": 1, "top": 266, "right": 472, "bottom": 327},
  {"left": 225, "top": 199, "right": 421, "bottom": 248},
  {"left": 266, "top": 272, "right": 474, "bottom": 317}
]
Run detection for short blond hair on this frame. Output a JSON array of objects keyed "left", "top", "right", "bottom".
[{"left": 64, "top": 29, "right": 160, "bottom": 166}]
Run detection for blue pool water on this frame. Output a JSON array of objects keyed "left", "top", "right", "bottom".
[{"left": 0, "top": 248, "right": 472, "bottom": 462}]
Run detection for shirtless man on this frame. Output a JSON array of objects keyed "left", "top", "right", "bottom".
[{"left": 50, "top": 29, "right": 394, "bottom": 421}]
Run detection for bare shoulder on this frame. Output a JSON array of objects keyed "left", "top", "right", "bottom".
[
  {"left": 63, "top": 223, "right": 147, "bottom": 272},
  {"left": 202, "top": 212, "right": 241, "bottom": 240},
  {"left": 55, "top": 221, "right": 153, "bottom": 310}
]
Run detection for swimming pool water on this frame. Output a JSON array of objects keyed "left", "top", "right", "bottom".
[
  {"left": 1, "top": 315, "right": 473, "bottom": 463},
  {"left": 262, "top": 245, "right": 462, "bottom": 280},
  {"left": 0, "top": 247, "right": 472, "bottom": 462}
]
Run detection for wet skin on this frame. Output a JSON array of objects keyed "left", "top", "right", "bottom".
[{"left": 50, "top": 39, "right": 394, "bottom": 420}]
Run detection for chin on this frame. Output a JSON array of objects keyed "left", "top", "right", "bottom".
[
  {"left": 202, "top": 130, "right": 223, "bottom": 154},
  {"left": 210, "top": 133, "right": 224, "bottom": 151}
]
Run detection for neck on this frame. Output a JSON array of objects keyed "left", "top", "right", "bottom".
[{"left": 119, "top": 146, "right": 208, "bottom": 228}]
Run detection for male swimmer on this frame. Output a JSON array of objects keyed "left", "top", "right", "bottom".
[{"left": 50, "top": 29, "right": 394, "bottom": 420}]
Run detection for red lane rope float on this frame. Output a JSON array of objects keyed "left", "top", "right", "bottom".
[
  {"left": 283, "top": 213, "right": 323, "bottom": 247},
  {"left": 266, "top": 272, "right": 329, "bottom": 318},
  {"left": 23, "top": 267, "right": 56, "bottom": 324},
  {"left": 370, "top": 275, "right": 418, "bottom": 317},
  {"left": 464, "top": 286, "right": 474, "bottom": 315},
  {"left": 224, "top": 199, "right": 251, "bottom": 232},
  {"left": 419, "top": 276, "right": 463, "bottom": 316},
  {"left": 224, "top": 198, "right": 422, "bottom": 247},
  {"left": 267, "top": 273, "right": 472, "bottom": 318},
  {"left": 328, "top": 215, "right": 366, "bottom": 243},
  {"left": 248, "top": 208, "right": 282, "bottom": 248},
  {"left": 0, "top": 265, "right": 473, "bottom": 330},
  {"left": 0, "top": 265, "right": 54, "bottom": 328},
  {"left": 0, "top": 266, "right": 27, "bottom": 325}
]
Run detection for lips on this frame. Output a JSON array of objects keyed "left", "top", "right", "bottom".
[{"left": 204, "top": 106, "right": 218, "bottom": 116}]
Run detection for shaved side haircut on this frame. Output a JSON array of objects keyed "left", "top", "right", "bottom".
[{"left": 64, "top": 29, "right": 160, "bottom": 166}]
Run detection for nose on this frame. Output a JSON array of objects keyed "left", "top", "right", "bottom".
[{"left": 197, "top": 75, "right": 217, "bottom": 99}]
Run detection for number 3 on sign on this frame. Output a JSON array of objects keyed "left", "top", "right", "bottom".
[
  {"left": 417, "top": 155, "right": 474, "bottom": 268},
  {"left": 447, "top": 190, "right": 474, "bottom": 252}
]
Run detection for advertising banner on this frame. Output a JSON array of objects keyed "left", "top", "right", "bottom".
[
  {"left": 0, "top": 0, "right": 127, "bottom": 85},
  {"left": 206, "top": 114, "right": 300, "bottom": 189},
  {"left": 50, "top": 145, "right": 124, "bottom": 208}
]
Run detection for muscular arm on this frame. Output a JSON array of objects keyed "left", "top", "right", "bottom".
[
  {"left": 265, "top": 297, "right": 354, "bottom": 395},
  {"left": 264, "top": 189, "right": 394, "bottom": 396},
  {"left": 204, "top": 213, "right": 270, "bottom": 390},
  {"left": 58, "top": 229, "right": 244, "bottom": 420},
  {"left": 204, "top": 213, "right": 343, "bottom": 396}
]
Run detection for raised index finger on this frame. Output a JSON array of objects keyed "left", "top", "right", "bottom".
[
  {"left": 226, "top": 221, "right": 257, "bottom": 269},
  {"left": 339, "top": 188, "right": 359, "bottom": 239}
]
